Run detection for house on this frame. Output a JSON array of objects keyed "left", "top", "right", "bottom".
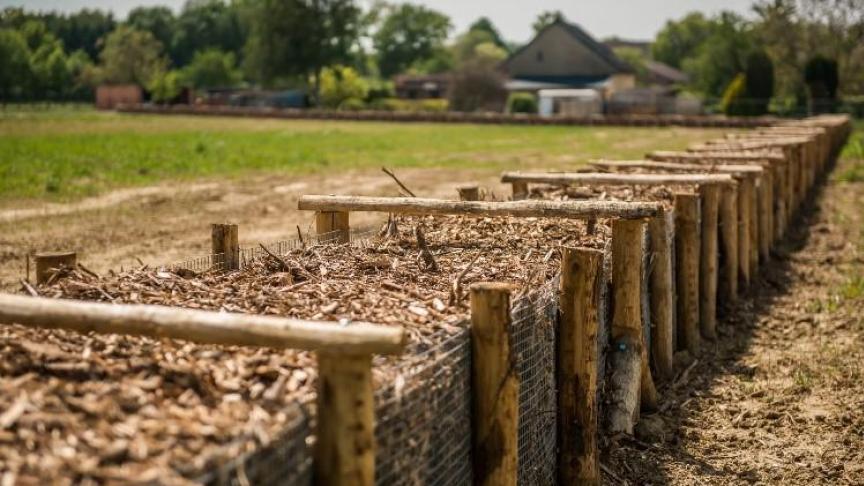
[
  {"left": 502, "top": 20, "right": 636, "bottom": 98},
  {"left": 393, "top": 74, "right": 451, "bottom": 99}
]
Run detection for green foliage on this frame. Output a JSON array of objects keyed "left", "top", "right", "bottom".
[
  {"left": 148, "top": 70, "right": 183, "bottom": 103},
  {"left": 721, "top": 73, "right": 748, "bottom": 116},
  {"left": 613, "top": 47, "right": 650, "bottom": 84},
  {"left": 244, "top": 0, "right": 361, "bottom": 98},
  {"left": 373, "top": 4, "right": 451, "bottom": 78},
  {"left": 448, "top": 64, "right": 506, "bottom": 112},
  {"left": 367, "top": 97, "right": 448, "bottom": 112},
  {"left": 681, "top": 12, "right": 753, "bottom": 98},
  {"left": 170, "top": 0, "right": 244, "bottom": 67},
  {"left": 0, "top": 28, "right": 30, "bottom": 99},
  {"left": 98, "top": 25, "right": 168, "bottom": 86},
  {"left": 319, "top": 65, "right": 368, "bottom": 109},
  {"left": 744, "top": 49, "right": 774, "bottom": 115},
  {"left": 338, "top": 97, "right": 366, "bottom": 111},
  {"left": 805, "top": 56, "right": 839, "bottom": 99},
  {"left": 468, "top": 17, "right": 507, "bottom": 51},
  {"left": 180, "top": 48, "right": 242, "bottom": 89},
  {"left": 507, "top": 93, "right": 537, "bottom": 114},
  {"left": 532, "top": 10, "right": 565, "bottom": 35},
  {"left": 126, "top": 6, "right": 176, "bottom": 58},
  {"left": 652, "top": 12, "right": 714, "bottom": 69}
]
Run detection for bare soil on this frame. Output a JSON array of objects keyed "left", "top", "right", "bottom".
[{"left": 604, "top": 160, "right": 864, "bottom": 484}]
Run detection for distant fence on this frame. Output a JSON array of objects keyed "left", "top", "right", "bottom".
[{"left": 116, "top": 103, "right": 779, "bottom": 129}]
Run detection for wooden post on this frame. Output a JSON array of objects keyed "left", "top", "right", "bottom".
[
  {"left": 511, "top": 181, "right": 529, "bottom": 200},
  {"left": 211, "top": 223, "right": 239, "bottom": 271},
  {"left": 718, "top": 186, "right": 739, "bottom": 304},
  {"left": 746, "top": 176, "right": 759, "bottom": 276},
  {"left": 558, "top": 247, "right": 602, "bottom": 485},
  {"left": 34, "top": 251, "right": 77, "bottom": 285},
  {"left": 698, "top": 184, "right": 719, "bottom": 340},
  {"left": 756, "top": 172, "right": 772, "bottom": 261},
  {"left": 647, "top": 211, "right": 675, "bottom": 380},
  {"left": 607, "top": 219, "right": 656, "bottom": 435},
  {"left": 737, "top": 178, "right": 752, "bottom": 288},
  {"left": 315, "top": 211, "right": 350, "bottom": 244},
  {"left": 674, "top": 194, "right": 700, "bottom": 355},
  {"left": 315, "top": 352, "right": 375, "bottom": 486},
  {"left": 458, "top": 185, "right": 481, "bottom": 201},
  {"left": 470, "top": 282, "right": 518, "bottom": 486}
]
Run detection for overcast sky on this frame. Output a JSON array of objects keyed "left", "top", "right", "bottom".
[{"left": 0, "top": 0, "right": 756, "bottom": 42}]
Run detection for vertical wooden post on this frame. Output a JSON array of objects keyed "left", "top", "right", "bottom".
[
  {"left": 316, "top": 211, "right": 351, "bottom": 244},
  {"left": 458, "top": 185, "right": 481, "bottom": 201},
  {"left": 470, "top": 282, "right": 519, "bottom": 486},
  {"left": 314, "top": 352, "right": 375, "bottom": 486},
  {"left": 511, "top": 181, "right": 529, "bottom": 200},
  {"left": 674, "top": 194, "right": 700, "bottom": 355},
  {"left": 211, "top": 224, "right": 239, "bottom": 271},
  {"left": 746, "top": 175, "right": 759, "bottom": 276},
  {"left": 773, "top": 162, "right": 787, "bottom": 241},
  {"left": 647, "top": 211, "right": 675, "bottom": 380},
  {"left": 558, "top": 247, "right": 602, "bottom": 485},
  {"left": 718, "top": 186, "right": 739, "bottom": 304},
  {"left": 34, "top": 251, "right": 77, "bottom": 285},
  {"left": 607, "top": 218, "right": 656, "bottom": 435},
  {"left": 737, "top": 178, "right": 752, "bottom": 288},
  {"left": 756, "top": 173, "right": 772, "bottom": 261},
  {"left": 698, "top": 184, "right": 719, "bottom": 340}
]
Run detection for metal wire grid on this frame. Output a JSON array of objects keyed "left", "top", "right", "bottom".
[
  {"left": 510, "top": 279, "right": 560, "bottom": 486},
  {"left": 199, "top": 401, "right": 313, "bottom": 486},
  {"left": 374, "top": 327, "right": 473, "bottom": 486}
]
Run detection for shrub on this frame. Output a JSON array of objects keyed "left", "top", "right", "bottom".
[
  {"left": 338, "top": 97, "right": 366, "bottom": 111},
  {"left": 744, "top": 50, "right": 773, "bottom": 115},
  {"left": 805, "top": 56, "right": 839, "bottom": 113},
  {"left": 720, "top": 72, "right": 748, "bottom": 116},
  {"left": 448, "top": 64, "right": 507, "bottom": 113},
  {"left": 319, "top": 65, "right": 368, "bottom": 109},
  {"left": 507, "top": 93, "right": 537, "bottom": 114}
]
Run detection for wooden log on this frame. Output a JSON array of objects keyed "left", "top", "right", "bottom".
[
  {"left": 470, "top": 282, "right": 519, "bottom": 486},
  {"left": 673, "top": 194, "right": 700, "bottom": 355},
  {"left": 647, "top": 211, "right": 675, "bottom": 380},
  {"left": 501, "top": 171, "right": 734, "bottom": 186},
  {"left": 315, "top": 210, "right": 351, "bottom": 244},
  {"left": 745, "top": 176, "right": 759, "bottom": 276},
  {"left": 315, "top": 352, "right": 375, "bottom": 486},
  {"left": 558, "top": 247, "right": 603, "bottom": 485},
  {"left": 0, "top": 293, "right": 406, "bottom": 355},
  {"left": 590, "top": 159, "right": 764, "bottom": 175},
  {"left": 757, "top": 171, "right": 773, "bottom": 261},
  {"left": 698, "top": 184, "right": 719, "bottom": 340},
  {"left": 211, "top": 223, "right": 239, "bottom": 271},
  {"left": 457, "top": 185, "right": 481, "bottom": 201},
  {"left": 648, "top": 150, "right": 786, "bottom": 164},
  {"left": 511, "top": 181, "right": 529, "bottom": 200},
  {"left": 299, "top": 195, "right": 662, "bottom": 220},
  {"left": 607, "top": 219, "right": 656, "bottom": 435},
  {"left": 34, "top": 251, "right": 77, "bottom": 285},
  {"left": 718, "top": 186, "right": 739, "bottom": 304},
  {"left": 737, "top": 177, "right": 753, "bottom": 288}
]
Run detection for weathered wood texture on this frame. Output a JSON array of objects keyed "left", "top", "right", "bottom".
[
  {"left": 737, "top": 178, "right": 753, "bottom": 287},
  {"left": 674, "top": 194, "right": 700, "bottom": 355},
  {"left": 0, "top": 293, "right": 407, "bottom": 355},
  {"left": 647, "top": 211, "right": 675, "bottom": 380},
  {"left": 501, "top": 171, "right": 734, "bottom": 186},
  {"left": 698, "top": 185, "right": 720, "bottom": 340},
  {"left": 591, "top": 159, "right": 763, "bottom": 175},
  {"left": 211, "top": 223, "right": 239, "bottom": 271},
  {"left": 457, "top": 185, "right": 481, "bottom": 201},
  {"left": 718, "top": 186, "right": 739, "bottom": 304},
  {"left": 558, "top": 248, "right": 603, "bottom": 485},
  {"left": 470, "top": 283, "right": 519, "bottom": 486},
  {"left": 315, "top": 352, "right": 375, "bottom": 486},
  {"left": 34, "top": 251, "right": 77, "bottom": 285},
  {"left": 315, "top": 211, "right": 351, "bottom": 244},
  {"left": 299, "top": 195, "right": 662, "bottom": 220}
]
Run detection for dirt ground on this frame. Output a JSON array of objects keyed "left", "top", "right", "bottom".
[
  {"left": 0, "top": 167, "right": 508, "bottom": 291},
  {"left": 604, "top": 157, "right": 864, "bottom": 484}
]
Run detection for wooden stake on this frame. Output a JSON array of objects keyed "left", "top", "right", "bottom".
[
  {"left": 718, "top": 186, "right": 739, "bottom": 304},
  {"left": 745, "top": 176, "right": 759, "bottom": 276},
  {"left": 457, "top": 185, "right": 481, "bottom": 201},
  {"left": 511, "top": 181, "right": 529, "bottom": 200},
  {"left": 698, "top": 184, "right": 719, "bottom": 340},
  {"left": 558, "top": 247, "right": 602, "bottom": 485},
  {"left": 607, "top": 219, "right": 656, "bottom": 434},
  {"left": 315, "top": 211, "right": 350, "bottom": 244},
  {"left": 647, "top": 211, "right": 675, "bottom": 380},
  {"left": 470, "top": 282, "right": 518, "bottom": 486},
  {"left": 211, "top": 224, "right": 239, "bottom": 271},
  {"left": 34, "top": 251, "right": 77, "bottom": 285},
  {"left": 315, "top": 352, "right": 375, "bottom": 486},
  {"left": 674, "top": 194, "right": 700, "bottom": 355},
  {"left": 501, "top": 171, "right": 734, "bottom": 186},
  {"left": 756, "top": 172, "right": 772, "bottom": 261},
  {"left": 737, "top": 178, "right": 752, "bottom": 288}
]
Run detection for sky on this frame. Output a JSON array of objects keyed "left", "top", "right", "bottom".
[{"left": 0, "top": 0, "right": 757, "bottom": 42}]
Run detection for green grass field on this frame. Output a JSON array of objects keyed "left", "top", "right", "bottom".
[{"left": 0, "top": 107, "right": 725, "bottom": 202}]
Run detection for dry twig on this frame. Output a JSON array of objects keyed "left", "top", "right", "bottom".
[{"left": 381, "top": 167, "right": 417, "bottom": 197}]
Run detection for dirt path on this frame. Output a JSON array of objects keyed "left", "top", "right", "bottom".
[
  {"left": 0, "top": 167, "right": 505, "bottom": 290},
  {"left": 605, "top": 159, "right": 864, "bottom": 484}
]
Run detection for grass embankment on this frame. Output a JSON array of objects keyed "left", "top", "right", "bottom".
[{"left": 0, "top": 108, "right": 722, "bottom": 202}]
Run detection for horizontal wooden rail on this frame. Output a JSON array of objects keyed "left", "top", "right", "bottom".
[
  {"left": 590, "top": 159, "right": 762, "bottom": 175},
  {"left": 648, "top": 150, "right": 785, "bottom": 163},
  {"left": 500, "top": 171, "right": 735, "bottom": 186},
  {"left": 298, "top": 195, "right": 662, "bottom": 219},
  {"left": 0, "top": 293, "right": 407, "bottom": 355}
]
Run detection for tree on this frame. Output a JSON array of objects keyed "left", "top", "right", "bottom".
[
  {"left": 0, "top": 28, "right": 30, "bottom": 100},
  {"left": 804, "top": 55, "right": 839, "bottom": 112},
  {"left": 149, "top": 70, "right": 182, "bottom": 103},
  {"left": 30, "top": 41, "right": 71, "bottom": 99},
  {"left": 319, "top": 65, "right": 368, "bottom": 108},
  {"left": 468, "top": 17, "right": 507, "bottom": 50},
  {"left": 373, "top": 4, "right": 451, "bottom": 78},
  {"left": 171, "top": 0, "right": 244, "bottom": 66},
  {"left": 244, "top": 0, "right": 362, "bottom": 101},
  {"left": 613, "top": 47, "right": 649, "bottom": 84},
  {"left": 126, "top": 6, "right": 176, "bottom": 58},
  {"left": 98, "top": 26, "right": 168, "bottom": 86},
  {"left": 744, "top": 49, "right": 774, "bottom": 114},
  {"left": 180, "top": 48, "right": 242, "bottom": 89},
  {"left": 448, "top": 62, "right": 507, "bottom": 112},
  {"left": 532, "top": 10, "right": 565, "bottom": 35},
  {"left": 681, "top": 12, "right": 753, "bottom": 98},
  {"left": 652, "top": 12, "right": 715, "bottom": 69},
  {"left": 452, "top": 28, "right": 503, "bottom": 68}
]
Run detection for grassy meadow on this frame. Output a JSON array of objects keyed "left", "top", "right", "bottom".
[{"left": 0, "top": 107, "right": 727, "bottom": 202}]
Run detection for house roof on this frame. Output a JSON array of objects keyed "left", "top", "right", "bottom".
[
  {"left": 645, "top": 61, "right": 689, "bottom": 84},
  {"left": 505, "top": 20, "right": 634, "bottom": 75}
]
